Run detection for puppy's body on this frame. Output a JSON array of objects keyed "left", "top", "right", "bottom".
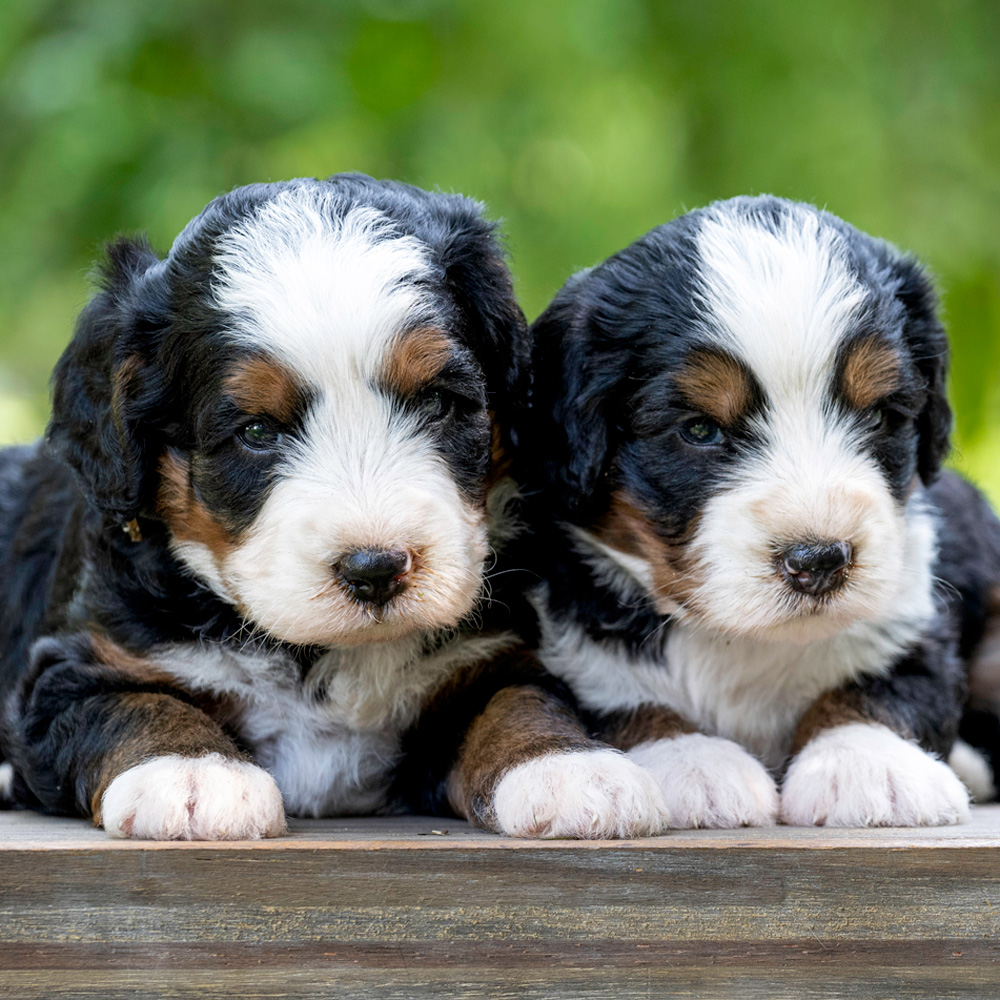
[
  {"left": 0, "top": 175, "right": 669, "bottom": 840},
  {"left": 523, "top": 195, "right": 1000, "bottom": 827}
]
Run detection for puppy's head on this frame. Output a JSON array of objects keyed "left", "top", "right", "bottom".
[
  {"left": 49, "top": 175, "right": 527, "bottom": 646},
  {"left": 530, "top": 196, "right": 949, "bottom": 642}
]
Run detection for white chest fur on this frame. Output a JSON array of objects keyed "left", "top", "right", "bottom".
[
  {"left": 152, "top": 632, "right": 516, "bottom": 816},
  {"left": 537, "top": 609, "right": 927, "bottom": 770},
  {"left": 536, "top": 554, "right": 936, "bottom": 771}
]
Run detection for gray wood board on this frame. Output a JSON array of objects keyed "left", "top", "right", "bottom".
[{"left": 1, "top": 808, "right": 998, "bottom": 998}]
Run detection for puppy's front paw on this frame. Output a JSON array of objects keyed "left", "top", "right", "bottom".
[
  {"left": 0, "top": 761, "right": 14, "bottom": 804},
  {"left": 780, "top": 723, "right": 970, "bottom": 827},
  {"left": 628, "top": 733, "right": 779, "bottom": 828},
  {"left": 101, "top": 753, "right": 287, "bottom": 840},
  {"left": 492, "top": 749, "right": 670, "bottom": 839}
]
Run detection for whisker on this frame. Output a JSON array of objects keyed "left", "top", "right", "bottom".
[{"left": 931, "top": 574, "right": 961, "bottom": 602}]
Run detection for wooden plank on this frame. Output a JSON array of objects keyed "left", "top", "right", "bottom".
[
  {"left": 0, "top": 808, "right": 998, "bottom": 998},
  {"left": 3, "top": 966, "right": 1000, "bottom": 1000},
  {"left": 4, "top": 805, "right": 1000, "bottom": 850}
]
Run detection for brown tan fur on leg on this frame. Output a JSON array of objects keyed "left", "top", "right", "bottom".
[
  {"left": 84, "top": 632, "right": 247, "bottom": 826},
  {"left": 596, "top": 704, "right": 698, "bottom": 751},
  {"left": 791, "top": 687, "right": 894, "bottom": 756},
  {"left": 446, "top": 686, "right": 597, "bottom": 832},
  {"left": 89, "top": 693, "right": 246, "bottom": 826}
]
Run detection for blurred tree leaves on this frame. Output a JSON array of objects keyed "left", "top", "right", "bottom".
[
  {"left": 0, "top": 0, "right": 997, "bottom": 500},
  {"left": 348, "top": 20, "right": 439, "bottom": 113}
]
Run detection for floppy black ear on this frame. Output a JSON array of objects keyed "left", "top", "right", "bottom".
[
  {"left": 528, "top": 281, "right": 613, "bottom": 519},
  {"left": 46, "top": 237, "right": 166, "bottom": 523},
  {"left": 892, "top": 255, "right": 952, "bottom": 484},
  {"left": 435, "top": 210, "right": 530, "bottom": 421}
]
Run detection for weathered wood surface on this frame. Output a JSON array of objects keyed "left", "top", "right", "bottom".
[{"left": 1, "top": 807, "right": 999, "bottom": 999}]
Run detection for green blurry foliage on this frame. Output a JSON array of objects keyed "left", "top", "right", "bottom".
[{"left": 1, "top": 0, "right": 998, "bottom": 500}]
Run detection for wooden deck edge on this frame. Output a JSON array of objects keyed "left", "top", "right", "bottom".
[
  {"left": 2, "top": 809, "right": 998, "bottom": 998},
  {"left": 3, "top": 804, "right": 1000, "bottom": 851}
]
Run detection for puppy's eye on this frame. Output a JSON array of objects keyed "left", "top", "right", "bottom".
[
  {"left": 680, "top": 416, "right": 724, "bottom": 446},
  {"left": 864, "top": 408, "right": 886, "bottom": 431},
  {"left": 416, "top": 388, "right": 455, "bottom": 421},
  {"left": 239, "top": 420, "right": 283, "bottom": 451}
]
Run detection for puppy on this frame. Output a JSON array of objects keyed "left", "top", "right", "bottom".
[
  {"left": 0, "top": 174, "right": 670, "bottom": 840},
  {"left": 521, "top": 194, "right": 1000, "bottom": 828}
]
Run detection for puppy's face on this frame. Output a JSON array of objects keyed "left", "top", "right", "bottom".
[
  {"left": 533, "top": 197, "right": 950, "bottom": 642},
  {"left": 52, "top": 178, "right": 525, "bottom": 647}
]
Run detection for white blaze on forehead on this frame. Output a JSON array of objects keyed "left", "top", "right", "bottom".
[
  {"left": 695, "top": 203, "right": 868, "bottom": 399},
  {"left": 212, "top": 189, "right": 435, "bottom": 384}
]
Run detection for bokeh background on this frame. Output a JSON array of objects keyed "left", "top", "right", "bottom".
[{"left": 2, "top": 0, "right": 998, "bottom": 501}]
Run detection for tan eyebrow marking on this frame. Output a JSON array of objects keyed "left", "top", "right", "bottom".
[
  {"left": 672, "top": 350, "right": 754, "bottom": 425},
  {"left": 225, "top": 355, "right": 306, "bottom": 423},
  {"left": 841, "top": 337, "right": 903, "bottom": 410},
  {"left": 381, "top": 327, "right": 453, "bottom": 397}
]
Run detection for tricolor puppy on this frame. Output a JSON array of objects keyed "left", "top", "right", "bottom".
[
  {"left": 0, "top": 174, "right": 670, "bottom": 840},
  {"left": 523, "top": 195, "right": 1000, "bottom": 828}
]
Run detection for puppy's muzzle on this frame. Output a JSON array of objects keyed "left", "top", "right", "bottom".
[
  {"left": 336, "top": 548, "right": 412, "bottom": 606},
  {"left": 778, "top": 541, "right": 853, "bottom": 597}
]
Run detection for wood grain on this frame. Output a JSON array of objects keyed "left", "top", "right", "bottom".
[{"left": 1, "top": 808, "right": 998, "bottom": 998}]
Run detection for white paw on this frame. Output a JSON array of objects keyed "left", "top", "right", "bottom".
[
  {"left": 780, "top": 723, "right": 970, "bottom": 827},
  {"left": 0, "top": 762, "right": 14, "bottom": 803},
  {"left": 627, "top": 733, "right": 779, "bottom": 828},
  {"left": 948, "top": 738, "right": 996, "bottom": 803},
  {"left": 492, "top": 749, "right": 670, "bottom": 839},
  {"left": 101, "top": 753, "right": 287, "bottom": 840}
]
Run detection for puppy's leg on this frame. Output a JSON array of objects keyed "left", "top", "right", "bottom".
[
  {"left": 599, "top": 706, "right": 779, "bottom": 828},
  {"left": 781, "top": 641, "right": 970, "bottom": 827},
  {"left": 961, "top": 586, "right": 1000, "bottom": 801},
  {"left": 448, "top": 686, "right": 670, "bottom": 839},
  {"left": 12, "top": 634, "right": 285, "bottom": 840}
]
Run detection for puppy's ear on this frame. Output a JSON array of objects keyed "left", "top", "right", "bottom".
[
  {"left": 437, "top": 211, "right": 530, "bottom": 416},
  {"left": 529, "top": 282, "right": 613, "bottom": 518},
  {"left": 428, "top": 203, "right": 530, "bottom": 485},
  {"left": 47, "top": 237, "right": 166, "bottom": 523},
  {"left": 892, "top": 255, "right": 952, "bottom": 484}
]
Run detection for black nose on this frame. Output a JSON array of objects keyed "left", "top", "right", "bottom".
[
  {"left": 336, "top": 549, "right": 411, "bottom": 606},
  {"left": 778, "top": 541, "right": 853, "bottom": 597}
]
